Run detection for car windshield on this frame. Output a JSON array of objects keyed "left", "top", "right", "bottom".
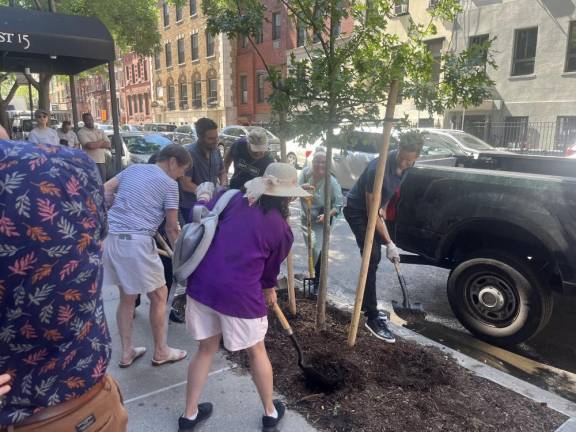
[
  {"left": 155, "top": 124, "right": 177, "bottom": 132},
  {"left": 446, "top": 131, "right": 494, "bottom": 151},
  {"left": 123, "top": 134, "right": 172, "bottom": 155}
]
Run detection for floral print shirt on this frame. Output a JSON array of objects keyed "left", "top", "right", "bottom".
[{"left": 0, "top": 140, "right": 110, "bottom": 426}]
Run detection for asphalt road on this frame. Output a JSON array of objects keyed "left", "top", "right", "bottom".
[{"left": 285, "top": 204, "right": 576, "bottom": 403}]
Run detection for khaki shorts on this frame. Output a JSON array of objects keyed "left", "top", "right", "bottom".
[
  {"left": 103, "top": 233, "right": 166, "bottom": 295},
  {"left": 186, "top": 297, "right": 268, "bottom": 352}
]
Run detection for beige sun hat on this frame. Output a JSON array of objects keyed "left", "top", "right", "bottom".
[
  {"left": 244, "top": 162, "right": 310, "bottom": 204},
  {"left": 247, "top": 127, "right": 269, "bottom": 152}
]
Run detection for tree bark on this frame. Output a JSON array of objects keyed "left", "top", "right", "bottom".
[{"left": 0, "top": 80, "right": 20, "bottom": 137}]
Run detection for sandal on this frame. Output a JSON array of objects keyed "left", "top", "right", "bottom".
[
  {"left": 151, "top": 349, "right": 187, "bottom": 367},
  {"left": 118, "top": 347, "right": 147, "bottom": 368}
]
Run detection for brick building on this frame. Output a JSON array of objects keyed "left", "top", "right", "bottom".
[
  {"left": 121, "top": 53, "right": 153, "bottom": 125},
  {"left": 151, "top": 0, "right": 236, "bottom": 127}
]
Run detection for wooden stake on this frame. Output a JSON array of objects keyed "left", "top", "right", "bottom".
[
  {"left": 286, "top": 250, "right": 297, "bottom": 316},
  {"left": 347, "top": 80, "right": 400, "bottom": 347}
]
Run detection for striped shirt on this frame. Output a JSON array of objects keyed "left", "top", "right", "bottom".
[{"left": 108, "top": 164, "right": 179, "bottom": 235}]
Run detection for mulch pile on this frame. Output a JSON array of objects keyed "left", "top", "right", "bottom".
[{"left": 228, "top": 298, "right": 566, "bottom": 432}]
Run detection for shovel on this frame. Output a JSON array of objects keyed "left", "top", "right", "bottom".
[
  {"left": 272, "top": 303, "right": 338, "bottom": 392},
  {"left": 391, "top": 260, "right": 426, "bottom": 320},
  {"left": 303, "top": 196, "right": 316, "bottom": 298}
]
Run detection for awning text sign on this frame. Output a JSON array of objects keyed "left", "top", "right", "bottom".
[{"left": 0, "top": 31, "right": 31, "bottom": 50}]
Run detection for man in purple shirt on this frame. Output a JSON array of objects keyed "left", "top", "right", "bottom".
[
  {"left": 178, "top": 163, "right": 309, "bottom": 432},
  {"left": 0, "top": 125, "right": 127, "bottom": 431}
]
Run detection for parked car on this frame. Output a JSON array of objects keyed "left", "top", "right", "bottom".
[
  {"left": 175, "top": 124, "right": 198, "bottom": 142},
  {"left": 143, "top": 123, "right": 177, "bottom": 133},
  {"left": 219, "top": 125, "right": 281, "bottom": 158},
  {"left": 104, "top": 131, "right": 132, "bottom": 180},
  {"left": 121, "top": 124, "right": 144, "bottom": 132},
  {"left": 121, "top": 132, "right": 174, "bottom": 164},
  {"left": 160, "top": 131, "right": 195, "bottom": 145},
  {"left": 98, "top": 124, "right": 114, "bottom": 132},
  {"left": 392, "top": 153, "right": 576, "bottom": 346},
  {"left": 284, "top": 137, "right": 318, "bottom": 168},
  {"left": 327, "top": 127, "right": 502, "bottom": 190}
]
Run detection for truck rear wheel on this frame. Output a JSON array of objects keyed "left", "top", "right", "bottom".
[{"left": 447, "top": 250, "right": 553, "bottom": 346}]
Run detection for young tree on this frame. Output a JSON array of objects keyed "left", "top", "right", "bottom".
[{"left": 202, "top": 0, "right": 494, "bottom": 332}]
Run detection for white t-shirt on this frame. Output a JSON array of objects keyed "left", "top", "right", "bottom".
[
  {"left": 28, "top": 127, "right": 60, "bottom": 146},
  {"left": 108, "top": 164, "right": 179, "bottom": 236},
  {"left": 57, "top": 129, "right": 80, "bottom": 148}
]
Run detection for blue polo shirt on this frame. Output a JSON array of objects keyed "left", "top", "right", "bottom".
[
  {"left": 346, "top": 150, "right": 407, "bottom": 211},
  {"left": 180, "top": 142, "right": 224, "bottom": 209}
]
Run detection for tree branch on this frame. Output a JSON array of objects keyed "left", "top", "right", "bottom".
[
  {"left": 5, "top": 81, "right": 20, "bottom": 105},
  {"left": 23, "top": 71, "right": 40, "bottom": 90},
  {"left": 49, "top": 0, "right": 57, "bottom": 12},
  {"left": 33, "top": 0, "right": 42, "bottom": 10}
]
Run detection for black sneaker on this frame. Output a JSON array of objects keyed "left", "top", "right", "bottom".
[
  {"left": 178, "top": 402, "right": 213, "bottom": 432},
  {"left": 262, "top": 399, "right": 286, "bottom": 432},
  {"left": 365, "top": 318, "right": 396, "bottom": 343}
]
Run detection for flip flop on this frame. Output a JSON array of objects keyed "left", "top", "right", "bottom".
[
  {"left": 151, "top": 349, "right": 187, "bottom": 367},
  {"left": 118, "top": 347, "right": 147, "bottom": 368}
]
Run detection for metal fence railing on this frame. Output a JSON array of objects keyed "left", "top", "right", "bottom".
[{"left": 465, "top": 121, "right": 576, "bottom": 156}]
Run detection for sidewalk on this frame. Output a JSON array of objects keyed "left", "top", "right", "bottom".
[{"left": 102, "top": 283, "right": 317, "bottom": 432}]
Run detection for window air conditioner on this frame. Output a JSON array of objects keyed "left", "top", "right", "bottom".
[{"left": 394, "top": 3, "right": 409, "bottom": 15}]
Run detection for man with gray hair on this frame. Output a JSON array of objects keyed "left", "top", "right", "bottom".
[{"left": 224, "top": 127, "right": 274, "bottom": 190}]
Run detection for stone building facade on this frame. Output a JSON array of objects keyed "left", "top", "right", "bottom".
[{"left": 121, "top": 53, "right": 153, "bottom": 125}]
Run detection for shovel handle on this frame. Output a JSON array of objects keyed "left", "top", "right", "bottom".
[{"left": 272, "top": 303, "right": 293, "bottom": 335}]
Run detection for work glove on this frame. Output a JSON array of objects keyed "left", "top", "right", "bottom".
[
  {"left": 196, "top": 182, "right": 215, "bottom": 202},
  {"left": 386, "top": 241, "right": 400, "bottom": 263}
]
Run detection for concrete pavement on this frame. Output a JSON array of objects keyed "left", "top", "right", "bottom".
[{"left": 102, "top": 283, "right": 317, "bottom": 432}]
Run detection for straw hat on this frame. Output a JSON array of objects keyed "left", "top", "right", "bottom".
[{"left": 244, "top": 162, "right": 310, "bottom": 204}]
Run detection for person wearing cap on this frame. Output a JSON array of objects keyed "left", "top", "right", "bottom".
[
  {"left": 179, "top": 163, "right": 309, "bottom": 432},
  {"left": 27, "top": 108, "right": 59, "bottom": 146},
  {"left": 77, "top": 112, "right": 112, "bottom": 181},
  {"left": 298, "top": 147, "right": 343, "bottom": 295},
  {"left": 224, "top": 127, "right": 274, "bottom": 190}
]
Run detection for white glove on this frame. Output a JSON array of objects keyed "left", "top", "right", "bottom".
[
  {"left": 196, "top": 182, "right": 215, "bottom": 202},
  {"left": 386, "top": 241, "right": 400, "bottom": 263}
]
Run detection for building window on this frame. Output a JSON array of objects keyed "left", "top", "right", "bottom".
[
  {"left": 240, "top": 75, "right": 248, "bottom": 104},
  {"left": 176, "top": 4, "right": 183, "bottom": 22},
  {"left": 255, "top": 22, "right": 263, "bottom": 44},
  {"left": 131, "top": 64, "right": 136, "bottom": 81},
  {"left": 191, "top": 33, "right": 199, "bottom": 60},
  {"left": 207, "top": 77, "right": 217, "bottom": 105},
  {"left": 155, "top": 83, "right": 163, "bottom": 99},
  {"left": 154, "top": 50, "right": 161, "bottom": 70},
  {"left": 512, "top": 27, "right": 538, "bottom": 76},
  {"left": 179, "top": 81, "right": 188, "bottom": 109},
  {"left": 206, "top": 31, "right": 215, "bottom": 57},
  {"left": 256, "top": 72, "right": 265, "bottom": 103},
  {"left": 128, "top": 96, "right": 133, "bottom": 115},
  {"left": 125, "top": 66, "right": 129, "bottom": 81},
  {"left": 394, "top": 0, "right": 409, "bottom": 16},
  {"left": 556, "top": 116, "right": 576, "bottom": 150},
  {"left": 143, "top": 60, "right": 148, "bottom": 81},
  {"left": 178, "top": 38, "right": 185, "bottom": 64},
  {"left": 425, "top": 38, "right": 443, "bottom": 84},
  {"left": 190, "top": 0, "right": 197, "bottom": 16},
  {"left": 469, "top": 34, "right": 489, "bottom": 67},
  {"left": 138, "top": 94, "right": 144, "bottom": 113},
  {"left": 193, "top": 79, "right": 202, "bottom": 107},
  {"left": 165, "top": 42, "right": 172, "bottom": 68},
  {"left": 167, "top": 83, "right": 175, "bottom": 111},
  {"left": 272, "top": 12, "right": 281, "bottom": 41},
  {"left": 565, "top": 21, "right": 576, "bottom": 72},
  {"left": 504, "top": 116, "right": 528, "bottom": 148},
  {"left": 163, "top": 1, "right": 170, "bottom": 27},
  {"left": 145, "top": 94, "right": 149, "bottom": 115}
]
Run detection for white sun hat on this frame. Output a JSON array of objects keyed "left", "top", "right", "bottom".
[{"left": 244, "top": 162, "right": 310, "bottom": 204}]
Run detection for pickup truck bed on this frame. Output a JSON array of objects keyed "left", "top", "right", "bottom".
[{"left": 394, "top": 153, "right": 576, "bottom": 346}]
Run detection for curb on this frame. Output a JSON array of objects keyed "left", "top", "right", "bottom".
[{"left": 322, "top": 295, "right": 576, "bottom": 424}]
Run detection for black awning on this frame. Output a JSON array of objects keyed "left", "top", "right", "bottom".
[{"left": 0, "top": 6, "right": 115, "bottom": 75}]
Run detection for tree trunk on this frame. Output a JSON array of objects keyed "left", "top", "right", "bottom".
[
  {"left": 0, "top": 102, "right": 10, "bottom": 135},
  {"left": 38, "top": 73, "right": 52, "bottom": 110}
]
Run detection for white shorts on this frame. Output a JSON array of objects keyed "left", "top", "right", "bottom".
[
  {"left": 103, "top": 233, "right": 166, "bottom": 295},
  {"left": 186, "top": 297, "right": 268, "bottom": 352}
]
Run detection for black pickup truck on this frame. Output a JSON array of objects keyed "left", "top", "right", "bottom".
[{"left": 393, "top": 153, "right": 576, "bottom": 346}]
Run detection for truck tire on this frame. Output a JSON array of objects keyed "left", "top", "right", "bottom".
[{"left": 447, "top": 250, "right": 553, "bottom": 346}]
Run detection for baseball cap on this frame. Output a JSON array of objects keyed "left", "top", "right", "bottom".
[{"left": 247, "top": 127, "right": 269, "bottom": 152}]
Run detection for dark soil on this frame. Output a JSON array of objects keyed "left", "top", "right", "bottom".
[{"left": 228, "top": 299, "right": 567, "bottom": 432}]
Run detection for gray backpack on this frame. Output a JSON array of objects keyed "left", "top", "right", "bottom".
[{"left": 172, "top": 189, "right": 240, "bottom": 284}]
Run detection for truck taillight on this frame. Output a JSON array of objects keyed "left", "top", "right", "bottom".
[
  {"left": 566, "top": 146, "right": 576, "bottom": 157},
  {"left": 305, "top": 150, "right": 312, "bottom": 158}
]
